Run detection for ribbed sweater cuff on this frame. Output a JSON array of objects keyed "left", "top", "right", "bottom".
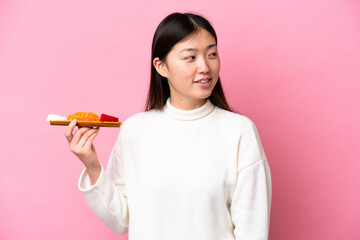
[{"left": 78, "top": 164, "right": 105, "bottom": 193}]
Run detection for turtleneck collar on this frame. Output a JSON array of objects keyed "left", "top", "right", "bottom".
[{"left": 163, "top": 97, "right": 215, "bottom": 121}]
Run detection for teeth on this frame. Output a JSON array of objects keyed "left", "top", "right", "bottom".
[{"left": 198, "top": 80, "right": 209, "bottom": 83}]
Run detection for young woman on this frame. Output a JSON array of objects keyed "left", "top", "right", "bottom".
[{"left": 65, "top": 12, "right": 272, "bottom": 240}]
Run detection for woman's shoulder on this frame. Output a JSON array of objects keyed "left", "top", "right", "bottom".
[
  {"left": 120, "top": 109, "right": 162, "bottom": 128},
  {"left": 116, "top": 109, "right": 162, "bottom": 141},
  {"left": 213, "top": 106, "right": 259, "bottom": 130},
  {"left": 214, "top": 107, "right": 267, "bottom": 161}
]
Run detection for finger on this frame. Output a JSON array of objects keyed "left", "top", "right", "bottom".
[
  {"left": 83, "top": 130, "right": 99, "bottom": 151},
  {"left": 65, "top": 119, "right": 77, "bottom": 143},
  {"left": 71, "top": 127, "right": 93, "bottom": 146},
  {"left": 77, "top": 128, "right": 98, "bottom": 148},
  {"left": 77, "top": 128, "right": 99, "bottom": 149}
]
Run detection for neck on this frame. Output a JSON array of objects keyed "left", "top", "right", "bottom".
[
  {"left": 163, "top": 97, "right": 215, "bottom": 121},
  {"left": 169, "top": 96, "right": 207, "bottom": 110}
]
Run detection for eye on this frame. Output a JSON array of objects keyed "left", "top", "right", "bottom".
[
  {"left": 185, "top": 56, "right": 195, "bottom": 60},
  {"left": 209, "top": 52, "right": 217, "bottom": 58}
]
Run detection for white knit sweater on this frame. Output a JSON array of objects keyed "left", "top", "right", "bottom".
[{"left": 78, "top": 98, "right": 272, "bottom": 240}]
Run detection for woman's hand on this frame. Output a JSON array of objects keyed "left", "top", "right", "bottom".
[{"left": 65, "top": 119, "right": 101, "bottom": 184}]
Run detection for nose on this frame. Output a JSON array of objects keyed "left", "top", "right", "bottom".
[{"left": 197, "top": 57, "right": 210, "bottom": 74}]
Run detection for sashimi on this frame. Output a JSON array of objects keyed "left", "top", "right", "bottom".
[
  {"left": 100, "top": 114, "right": 119, "bottom": 122},
  {"left": 67, "top": 112, "right": 100, "bottom": 122}
]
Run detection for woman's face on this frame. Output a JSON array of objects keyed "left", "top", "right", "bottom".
[{"left": 154, "top": 28, "right": 220, "bottom": 109}]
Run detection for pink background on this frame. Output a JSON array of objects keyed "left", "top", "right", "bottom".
[{"left": 1, "top": 0, "right": 359, "bottom": 239}]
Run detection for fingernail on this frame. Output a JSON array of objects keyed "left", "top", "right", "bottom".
[{"left": 71, "top": 119, "right": 77, "bottom": 125}]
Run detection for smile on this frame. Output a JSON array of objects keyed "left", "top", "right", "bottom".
[
  {"left": 194, "top": 78, "right": 212, "bottom": 88},
  {"left": 194, "top": 77, "right": 212, "bottom": 83}
]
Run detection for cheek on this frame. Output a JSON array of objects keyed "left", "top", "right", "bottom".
[
  {"left": 211, "top": 60, "right": 220, "bottom": 73},
  {"left": 172, "top": 62, "right": 196, "bottom": 79}
]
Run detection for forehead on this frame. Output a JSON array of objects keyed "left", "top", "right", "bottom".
[{"left": 172, "top": 28, "right": 216, "bottom": 51}]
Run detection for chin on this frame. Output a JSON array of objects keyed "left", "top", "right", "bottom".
[{"left": 196, "top": 92, "right": 212, "bottom": 99}]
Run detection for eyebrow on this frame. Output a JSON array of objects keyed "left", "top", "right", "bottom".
[{"left": 179, "top": 43, "right": 217, "bottom": 53}]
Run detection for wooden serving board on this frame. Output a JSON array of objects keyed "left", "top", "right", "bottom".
[{"left": 50, "top": 120, "right": 121, "bottom": 128}]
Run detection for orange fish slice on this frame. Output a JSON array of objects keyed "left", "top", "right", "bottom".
[{"left": 67, "top": 112, "right": 100, "bottom": 122}]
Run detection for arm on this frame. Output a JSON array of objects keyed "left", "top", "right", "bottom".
[
  {"left": 78, "top": 126, "right": 129, "bottom": 236},
  {"left": 230, "top": 160, "right": 272, "bottom": 239},
  {"left": 230, "top": 117, "right": 272, "bottom": 239}
]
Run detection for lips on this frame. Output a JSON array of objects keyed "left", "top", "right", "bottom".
[{"left": 194, "top": 77, "right": 212, "bottom": 83}]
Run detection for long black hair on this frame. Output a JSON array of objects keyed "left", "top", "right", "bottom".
[{"left": 145, "top": 12, "right": 232, "bottom": 112}]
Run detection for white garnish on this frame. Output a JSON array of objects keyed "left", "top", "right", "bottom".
[{"left": 46, "top": 114, "right": 67, "bottom": 122}]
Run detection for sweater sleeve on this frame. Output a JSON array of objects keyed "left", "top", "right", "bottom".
[
  {"left": 77, "top": 128, "right": 129, "bottom": 235},
  {"left": 230, "top": 117, "right": 272, "bottom": 240}
]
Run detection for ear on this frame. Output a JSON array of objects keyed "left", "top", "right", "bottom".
[{"left": 153, "top": 57, "right": 169, "bottom": 78}]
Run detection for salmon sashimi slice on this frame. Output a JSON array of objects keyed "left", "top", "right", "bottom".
[{"left": 67, "top": 112, "right": 100, "bottom": 122}]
